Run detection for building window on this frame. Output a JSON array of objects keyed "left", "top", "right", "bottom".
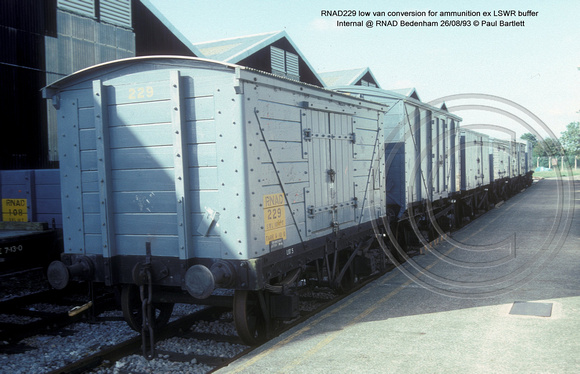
[
  {"left": 57, "top": 0, "right": 95, "bottom": 18},
  {"left": 271, "top": 46, "right": 300, "bottom": 81},
  {"left": 57, "top": 0, "right": 131, "bottom": 28},
  {"left": 359, "top": 79, "right": 377, "bottom": 88}
]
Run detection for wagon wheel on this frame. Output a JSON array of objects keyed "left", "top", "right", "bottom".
[
  {"left": 120, "top": 284, "right": 174, "bottom": 332},
  {"left": 233, "top": 290, "right": 268, "bottom": 345}
]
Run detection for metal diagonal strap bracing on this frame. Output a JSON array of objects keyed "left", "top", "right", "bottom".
[
  {"left": 254, "top": 108, "right": 306, "bottom": 248},
  {"left": 357, "top": 112, "right": 382, "bottom": 225},
  {"left": 404, "top": 102, "right": 431, "bottom": 199}
]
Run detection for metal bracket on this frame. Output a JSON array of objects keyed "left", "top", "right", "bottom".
[
  {"left": 327, "top": 168, "right": 336, "bottom": 183},
  {"left": 308, "top": 199, "right": 357, "bottom": 219},
  {"left": 303, "top": 128, "right": 312, "bottom": 141},
  {"left": 307, "top": 205, "right": 315, "bottom": 218},
  {"left": 197, "top": 208, "right": 220, "bottom": 237},
  {"left": 52, "top": 94, "right": 60, "bottom": 110},
  {"left": 331, "top": 220, "right": 340, "bottom": 233}
]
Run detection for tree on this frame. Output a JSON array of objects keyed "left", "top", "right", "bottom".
[
  {"left": 534, "top": 138, "right": 562, "bottom": 158},
  {"left": 521, "top": 133, "right": 539, "bottom": 157},
  {"left": 520, "top": 133, "right": 538, "bottom": 148},
  {"left": 560, "top": 122, "right": 580, "bottom": 156}
]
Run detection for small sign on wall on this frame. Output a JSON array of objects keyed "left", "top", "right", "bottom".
[{"left": 2, "top": 199, "right": 28, "bottom": 222}]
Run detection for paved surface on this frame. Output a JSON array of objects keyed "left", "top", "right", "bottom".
[{"left": 218, "top": 176, "right": 580, "bottom": 374}]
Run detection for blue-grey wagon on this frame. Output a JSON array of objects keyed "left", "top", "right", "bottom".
[
  {"left": 42, "top": 56, "right": 389, "bottom": 343},
  {"left": 329, "top": 85, "right": 463, "bottom": 245}
]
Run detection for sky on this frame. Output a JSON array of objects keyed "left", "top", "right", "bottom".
[{"left": 147, "top": 0, "right": 580, "bottom": 142}]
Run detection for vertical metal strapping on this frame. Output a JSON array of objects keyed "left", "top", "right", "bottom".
[
  {"left": 414, "top": 107, "right": 422, "bottom": 201},
  {"left": 93, "top": 80, "right": 115, "bottom": 284},
  {"left": 170, "top": 71, "right": 191, "bottom": 260},
  {"left": 490, "top": 152, "right": 495, "bottom": 182},
  {"left": 25, "top": 170, "right": 36, "bottom": 222},
  {"left": 525, "top": 142, "right": 530, "bottom": 173},
  {"left": 59, "top": 97, "right": 85, "bottom": 253},
  {"left": 435, "top": 118, "right": 440, "bottom": 194},
  {"left": 508, "top": 142, "right": 513, "bottom": 178},
  {"left": 425, "top": 111, "right": 432, "bottom": 200},
  {"left": 460, "top": 133, "right": 466, "bottom": 191},
  {"left": 442, "top": 120, "right": 446, "bottom": 192},
  {"left": 449, "top": 120, "right": 456, "bottom": 192}
]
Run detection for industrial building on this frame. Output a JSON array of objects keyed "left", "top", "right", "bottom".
[
  {"left": 1, "top": 0, "right": 328, "bottom": 169},
  {"left": 1, "top": 0, "right": 135, "bottom": 169}
]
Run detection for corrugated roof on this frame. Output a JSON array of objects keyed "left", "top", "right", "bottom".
[
  {"left": 330, "top": 85, "right": 461, "bottom": 121},
  {"left": 134, "top": 4, "right": 325, "bottom": 86},
  {"left": 194, "top": 31, "right": 280, "bottom": 62},
  {"left": 389, "top": 87, "right": 420, "bottom": 101},
  {"left": 193, "top": 30, "right": 324, "bottom": 86},
  {"left": 319, "top": 67, "right": 380, "bottom": 88}
]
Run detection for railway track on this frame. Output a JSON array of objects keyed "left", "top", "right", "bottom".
[
  {"left": 0, "top": 282, "right": 116, "bottom": 350},
  {"left": 21, "top": 265, "right": 388, "bottom": 374},
  {"left": 4, "top": 197, "right": 513, "bottom": 374},
  {"left": 0, "top": 267, "right": 51, "bottom": 302},
  {"left": 1, "top": 193, "right": 508, "bottom": 374}
]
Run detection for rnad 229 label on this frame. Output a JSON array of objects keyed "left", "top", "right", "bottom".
[{"left": 263, "top": 193, "right": 286, "bottom": 245}]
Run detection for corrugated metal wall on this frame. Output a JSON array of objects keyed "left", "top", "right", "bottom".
[
  {"left": 48, "top": 12, "right": 132, "bottom": 81},
  {"left": 45, "top": 1, "right": 136, "bottom": 163},
  {"left": 0, "top": 169, "right": 62, "bottom": 227},
  {"left": 0, "top": 0, "right": 56, "bottom": 169},
  {"left": 1, "top": 0, "right": 135, "bottom": 169}
]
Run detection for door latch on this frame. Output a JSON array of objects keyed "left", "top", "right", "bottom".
[{"left": 327, "top": 168, "right": 336, "bottom": 183}]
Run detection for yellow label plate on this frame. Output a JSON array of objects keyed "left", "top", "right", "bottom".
[
  {"left": 265, "top": 227, "right": 287, "bottom": 244},
  {"left": 263, "top": 193, "right": 286, "bottom": 244},
  {"left": 2, "top": 199, "right": 28, "bottom": 222}
]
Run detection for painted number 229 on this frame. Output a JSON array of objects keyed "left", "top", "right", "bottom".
[{"left": 128, "top": 86, "right": 154, "bottom": 100}]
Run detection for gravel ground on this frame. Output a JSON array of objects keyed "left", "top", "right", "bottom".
[
  {"left": 0, "top": 302, "right": 247, "bottom": 374},
  {"left": 1, "top": 286, "right": 335, "bottom": 374},
  {"left": 1, "top": 319, "right": 137, "bottom": 374},
  {"left": 88, "top": 309, "right": 247, "bottom": 374},
  {"left": 0, "top": 269, "right": 50, "bottom": 302},
  {"left": 94, "top": 355, "right": 214, "bottom": 374}
]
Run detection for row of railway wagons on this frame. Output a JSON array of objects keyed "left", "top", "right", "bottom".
[
  {"left": 334, "top": 85, "right": 533, "bottom": 242},
  {"left": 2, "top": 56, "right": 533, "bottom": 344}
]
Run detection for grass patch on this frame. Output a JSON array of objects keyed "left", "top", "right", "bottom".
[{"left": 533, "top": 170, "right": 576, "bottom": 179}]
